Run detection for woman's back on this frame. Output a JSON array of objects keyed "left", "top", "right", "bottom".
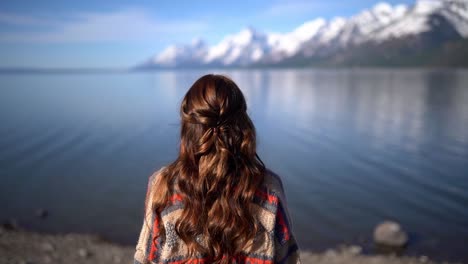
[
  {"left": 134, "top": 168, "right": 300, "bottom": 264},
  {"left": 133, "top": 74, "right": 300, "bottom": 264}
]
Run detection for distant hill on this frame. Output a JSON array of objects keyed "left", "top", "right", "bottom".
[{"left": 136, "top": 0, "right": 468, "bottom": 69}]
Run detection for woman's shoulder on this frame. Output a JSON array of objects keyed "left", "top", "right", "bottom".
[
  {"left": 147, "top": 166, "right": 169, "bottom": 185},
  {"left": 261, "top": 168, "right": 288, "bottom": 202}
]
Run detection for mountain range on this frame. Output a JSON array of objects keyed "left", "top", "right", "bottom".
[{"left": 137, "top": 0, "right": 468, "bottom": 68}]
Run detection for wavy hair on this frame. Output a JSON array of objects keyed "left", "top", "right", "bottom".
[{"left": 150, "top": 74, "right": 266, "bottom": 263}]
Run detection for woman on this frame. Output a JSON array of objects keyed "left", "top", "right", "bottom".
[{"left": 134, "top": 74, "right": 300, "bottom": 264}]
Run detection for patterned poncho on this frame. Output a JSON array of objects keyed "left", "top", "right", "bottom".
[{"left": 134, "top": 168, "right": 301, "bottom": 264}]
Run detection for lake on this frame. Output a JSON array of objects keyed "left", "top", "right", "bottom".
[{"left": 0, "top": 69, "right": 467, "bottom": 262}]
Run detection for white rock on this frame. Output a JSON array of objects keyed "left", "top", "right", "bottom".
[
  {"left": 348, "top": 245, "right": 362, "bottom": 255},
  {"left": 78, "top": 248, "right": 91, "bottom": 258},
  {"left": 373, "top": 220, "right": 408, "bottom": 247}
]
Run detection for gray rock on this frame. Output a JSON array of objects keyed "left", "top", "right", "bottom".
[
  {"left": 419, "top": 256, "right": 429, "bottom": 263},
  {"left": 374, "top": 220, "right": 408, "bottom": 247},
  {"left": 324, "top": 249, "right": 337, "bottom": 257},
  {"left": 78, "top": 248, "right": 91, "bottom": 258},
  {"left": 348, "top": 245, "right": 362, "bottom": 255},
  {"left": 41, "top": 242, "right": 55, "bottom": 252}
]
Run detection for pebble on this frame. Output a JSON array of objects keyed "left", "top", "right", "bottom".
[
  {"left": 324, "top": 249, "right": 337, "bottom": 257},
  {"left": 41, "top": 242, "right": 55, "bottom": 252},
  {"left": 78, "top": 248, "right": 91, "bottom": 258},
  {"left": 374, "top": 220, "right": 408, "bottom": 247},
  {"left": 348, "top": 245, "right": 362, "bottom": 255}
]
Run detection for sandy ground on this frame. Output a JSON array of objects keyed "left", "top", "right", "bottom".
[{"left": 0, "top": 228, "right": 459, "bottom": 264}]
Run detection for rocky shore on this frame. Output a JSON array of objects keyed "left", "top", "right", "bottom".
[
  {"left": 0, "top": 227, "right": 133, "bottom": 264},
  {"left": 0, "top": 227, "right": 459, "bottom": 264}
]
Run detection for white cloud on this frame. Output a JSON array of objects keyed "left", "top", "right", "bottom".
[{"left": 0, "top": 8, "right": 209, "bottom": 43}]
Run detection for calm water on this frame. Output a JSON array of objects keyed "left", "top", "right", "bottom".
[{"left": 0, "top": 69, "right": 467, "bottom": 262}]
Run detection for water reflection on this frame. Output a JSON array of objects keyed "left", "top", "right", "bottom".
[
  {"left": 233, "top": 69, "right": 468, "bottom": 153},
  {"left": 229, "top": 69, "right": 468, "bottom": 260}
]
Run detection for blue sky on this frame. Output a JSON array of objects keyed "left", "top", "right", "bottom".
[{"left": 0, "top": 0, "right": 416, "bottom": 68}]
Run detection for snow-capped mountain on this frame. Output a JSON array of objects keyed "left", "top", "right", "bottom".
[
  {"left": 334, "top": 2, "right": 409, "bottom": 45},
  {"left": 138, "top": 0, "right": 468, "bottom": 68},
  {"left": 203, "top": 27, "right": 270, "bottom": 66},
  {"left": 370, "top": 0, "right": 468, "bottom": 41},
  {"left": 141, "top": 38, "right": 208, "bottom": 67}
]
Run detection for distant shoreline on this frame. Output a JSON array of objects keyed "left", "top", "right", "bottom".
[
  {"left": 0, "top": 67, "right": 128, "bottom": 74},
  {"left": 1, "top": 66, "right": 468, "bottom": 75}
]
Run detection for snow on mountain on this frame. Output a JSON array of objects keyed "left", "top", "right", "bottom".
[
  {"left": 336, "top": 2, "right": 409, "bottom": 46},
  {"left": 141, "top": 0, "right": 468, "bottom": 68},
  {"left": 372, "top": 0, "right": 468, "bottom": 41},
  {"left": 153, "top": 38, "right": 207, "bottom": 66},
  {"left": 440, "top": 0, "right": 468, "bottom": 37},
  {"left": 203, "top": 27, "right": 270, "bottom": 65},
  {"left": 370, "top": 0, "right": 438, "bottom": 41},
  {"left": 318, "top": 17, "right": 347, "bottom": 45},
  {"left": 413, "top": 0, "right": 443, "bottom": 14},
  {"left": 269, "top": 18, "right": 327, "bottom": 57}
]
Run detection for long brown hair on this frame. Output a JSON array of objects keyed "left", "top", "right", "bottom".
[{"left": 150, "top": 74, "right": 266, "bottom": 263}]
